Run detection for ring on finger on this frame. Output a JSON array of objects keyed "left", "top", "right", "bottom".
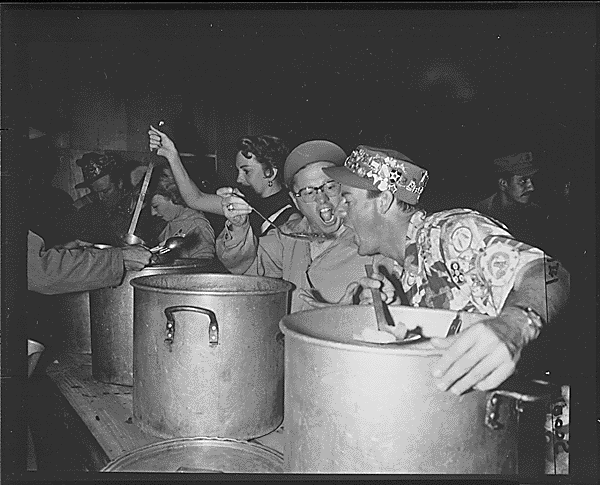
[{"left": 227, "top": 203, "right": 234, "bottom": 211}]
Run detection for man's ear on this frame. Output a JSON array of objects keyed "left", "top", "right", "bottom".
[
  {"left": 290, "top": 191, "right": 300, "bottom": 211},
  {"left": 498, "top": 178, "right": 507, "bottom": 191},
  {"left": 377, "top": 190, "right": 395, "bottom": 215}
]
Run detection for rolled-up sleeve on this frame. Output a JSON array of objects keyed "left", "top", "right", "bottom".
[
  {"left": 27, "top": 231, "right": 125, "bottom": 295},
  {"left": 216, "top": 222, "right": 284, "bottom": 278}
]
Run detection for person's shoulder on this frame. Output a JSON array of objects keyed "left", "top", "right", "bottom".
[
  {"left": 426, "top": 207, "right": 510, "bottom": 234},
  {"left": 281, "top": 213, "right": 307, "bottom": 231}
]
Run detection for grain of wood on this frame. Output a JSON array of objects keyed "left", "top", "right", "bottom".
[{"left": 46, "top": 353, "right": 160, "bottom": 461}]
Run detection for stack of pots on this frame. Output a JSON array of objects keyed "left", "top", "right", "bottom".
[{"left": 89, "top": 258, "right": 223, "bottom": 386}]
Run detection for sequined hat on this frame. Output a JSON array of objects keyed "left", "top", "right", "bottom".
[
  {"left": 493, "top": 152, "right": 538, "bottom": 177},
  {"left": 323, "top": 145, "right": 429, "bottom": 205},
  {"left": 284, "top": 140, "right": 347, "bottom": 187},
  {"left": 75, "top": 152, "right": 121, "bottom": 189}
]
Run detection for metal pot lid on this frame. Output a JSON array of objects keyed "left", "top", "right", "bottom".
[{"left": 101, "top": 437, "right": 283, "bottom": 473}]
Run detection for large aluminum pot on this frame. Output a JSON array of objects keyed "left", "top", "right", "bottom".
[
  {"left": 90, "top": 259, "right": 225, "bottom": 386},
  {"left": 130, "top": 273, "right": 294, "bottom": 440},
  {"left": 101, "top": 437, "right": 283, "bottom": 473},
  {"left": 53, "top": 291, "right": 91, "bottom": 354},
  {"left": 280, "top": 305, "right": 552, "bottom": 474}
]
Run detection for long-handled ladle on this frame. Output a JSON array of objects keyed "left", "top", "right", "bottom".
[{"left": 228, "top": 192, "right": 335, "bottom": 242}]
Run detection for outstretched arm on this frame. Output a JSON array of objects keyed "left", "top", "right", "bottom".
[
  {"left": 148, "top": 125, "right": 224, "bottom": 216},
  {"left": 431, "top": 255, "right": 570, "bottom": 395}
]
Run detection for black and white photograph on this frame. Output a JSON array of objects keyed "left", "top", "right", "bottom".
[{"left": 1, "top": 3, "right": 596, "bottom": 483}]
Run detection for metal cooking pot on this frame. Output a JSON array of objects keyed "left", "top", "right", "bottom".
[
  {"left": 280, "top": 305, "right": 553, "bottom": 474},
  {"left": 89, "top": 259, "right": 224, "bottom": 386},
  {"left": 101, "top": 437, "right": 283, "bottom": 473},
  {"left": 53, "top": 291, "right": 92, "bottom": 354},
  {"left": 130, "top": 273, "right": 294, "bottom": 440}
]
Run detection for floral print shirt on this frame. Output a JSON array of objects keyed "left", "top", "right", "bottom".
[{"left": 394, "top": 208, "right": 546, "bottom": 317}]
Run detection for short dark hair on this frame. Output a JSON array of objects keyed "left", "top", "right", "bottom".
[
  {"left": 237, "top": 135, "right": 289, "bottom": 181},
  {"left": 366, "top": 189, "right": 418, "bottom": 212}
]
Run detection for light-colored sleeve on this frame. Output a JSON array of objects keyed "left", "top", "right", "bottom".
[
  {"left": 439, "top": 211, "right": 546, "bottom": 316},
  {"left": 27, "top": 231, "right": 124, "bottom": 295},
  {"left": 171, "top": 213, "right": 216, "bottom": 259},
  {"left": 216, "top": 221, "right": 284, "bottom": 278}
]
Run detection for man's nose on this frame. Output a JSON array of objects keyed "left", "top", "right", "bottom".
[
  {"left": 236, "top": 172, "right": 245, "bottom": 184},
  {"left": 315, "top": 188, "right": 329, "bottom": 203},
  {"left": 526, "top": 179, "right": 534, "bottom": 190},
  {"left": 151, "top": 207, "right": 157, "bottom": 216}
]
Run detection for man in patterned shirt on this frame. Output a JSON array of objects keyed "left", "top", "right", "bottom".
[{"left": 322, "top": 145, "right": 570, "bottom": 395}]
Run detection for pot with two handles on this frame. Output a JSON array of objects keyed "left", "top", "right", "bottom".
[
  {"left": 280, "top": 305, "right": 555, "bottom": 474},
  {"left": 89, "top": 258, "right": 226, "bottom": 386},
  {"left": 130, "top": 273, "right": 294, "bottom": 441}
]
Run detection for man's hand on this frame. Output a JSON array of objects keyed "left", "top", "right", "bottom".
[
  {"left": 358, "top": 268, "right": 396, "bottom": 306},
  {"left": 430, "top": 321, "right": 518, "bottom": 395},
  {"left": 297, "top": 275, "right": 394, "bottom": 309},
  {"left": 217, "top": 187, "right": 252, "bottom": 228},
  {"left": 59, "top": 240, "right": 94, "bottom": 250},
  {"left": 122, "top": 245, "right": 152, "bottom": 271},
  {"left": 148, "top": 125, "right": 178, "bottom": 159}
]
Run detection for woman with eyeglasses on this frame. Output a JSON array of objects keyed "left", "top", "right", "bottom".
[{"left": 148, "top": 126, "right": 299, "bottom": 239}]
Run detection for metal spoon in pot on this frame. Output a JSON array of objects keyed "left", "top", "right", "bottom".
[{"left": 150, "top": 235, "right": 186, "bottom": 254}]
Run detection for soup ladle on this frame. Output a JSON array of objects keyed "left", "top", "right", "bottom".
[{"left": 228, "top": 192, "right": 335, "bottom": 242}]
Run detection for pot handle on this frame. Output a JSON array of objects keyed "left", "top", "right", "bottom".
[
  {"left": 484, "top": 376, "right": 561, "bottom": 431},
  {"left": 164, "top": 305, "right": 220, "bottom": 349}
]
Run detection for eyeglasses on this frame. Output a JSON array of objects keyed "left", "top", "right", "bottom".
[{"left": 293, "top": 181, "right": 341, "bottom": 203}]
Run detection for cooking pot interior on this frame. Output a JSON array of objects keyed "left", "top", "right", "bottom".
[
  {"left": 130, "top": 273, "right": 294, "bottom": 295},
  {"left": 280, "top": 305, "right": 484, "bottom": 352}
]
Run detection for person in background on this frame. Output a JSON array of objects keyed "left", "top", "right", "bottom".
[
  {"left": 68, "top": 152, "right": 160, "bottom": 247},
  {"left": 26, "top": 127, "right": 74, "bottom": 248},
  {"left": 150, "top": 176, "right": 216, "bottom": 260},
  {"left": 148, "top": 126, "right": 299, "bottom": 238},
  {"left": 217, "top": 140, "right": 395, "bottom": 313},
  {"left": 28, "top": 230, "right": 152, "bottom": 295},
  {"left": 472, "top": 151, "right": 552, "bottom": 254},
  {"left": 320, "top": 145, "right": 570, "bottom": 394}
]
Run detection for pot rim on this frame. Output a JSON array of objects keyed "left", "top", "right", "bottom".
[
  {"left": 100, "top": 436, "right": 284, "bottom": 472},
  {"left": 130, "top": 273, "right": 295, "bottom": 296},
  {"left": 279, "top": 318, "right": 443, "bottom": 356}
]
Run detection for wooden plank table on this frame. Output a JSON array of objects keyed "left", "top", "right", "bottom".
[{"left": 42, "top": 352, "right": 285, "bottom": 470}]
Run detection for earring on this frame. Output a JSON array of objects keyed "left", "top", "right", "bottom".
[{"left": 268, "top": 180, "right": 273, "bottom": 187}]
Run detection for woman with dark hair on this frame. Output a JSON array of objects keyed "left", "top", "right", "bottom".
[
  {"left": 148, "top": 126, "right": 299, "bottom": 239},
  {"left": 231, "top": 135, "right": 298, "bottom": 237},
  {"left": 150, "top": 177, "right": 216, "bottom": 260}
]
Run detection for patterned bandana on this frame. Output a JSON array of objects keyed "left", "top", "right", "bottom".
[{"left": 343, "top": 146, "right": 429, "bottom": 204}]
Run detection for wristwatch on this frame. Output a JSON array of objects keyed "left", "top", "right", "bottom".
[{"left": 513, "top": 305, "right": 544, "bottom": 339}]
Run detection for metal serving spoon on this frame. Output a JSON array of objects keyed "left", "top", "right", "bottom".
[
  {"left": 228, "top": 192, "right": 335, "bottom": 242},
  {"left": 150, "top": 235, "right": 186, "bottom": 255}
]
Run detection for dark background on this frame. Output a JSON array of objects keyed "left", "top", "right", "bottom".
[
  {"left": 16, "top": 5, "right": 597, "bottom": 208},
  {"left": 1, "top": 3, "right": 597, "bottom": 482}
]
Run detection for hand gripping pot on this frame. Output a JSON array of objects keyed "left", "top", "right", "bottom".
[
  {"left": 279, "top": 305, "right": 554, "bottom": 474},
  {"left": 130, "top": 273, "right": 294, "bottom": 440}
]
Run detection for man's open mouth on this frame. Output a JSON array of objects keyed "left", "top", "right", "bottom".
[{"left": 319, "top": 206, "right": 337, "bottom": 225}]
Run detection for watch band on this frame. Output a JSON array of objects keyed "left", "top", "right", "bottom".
[{"left": 512, "top": 305, "right": 544, "bottom": 340}]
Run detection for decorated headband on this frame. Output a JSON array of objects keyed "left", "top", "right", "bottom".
[{"left": 343, "top": 146, "right": 429, "bottom": 204}]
